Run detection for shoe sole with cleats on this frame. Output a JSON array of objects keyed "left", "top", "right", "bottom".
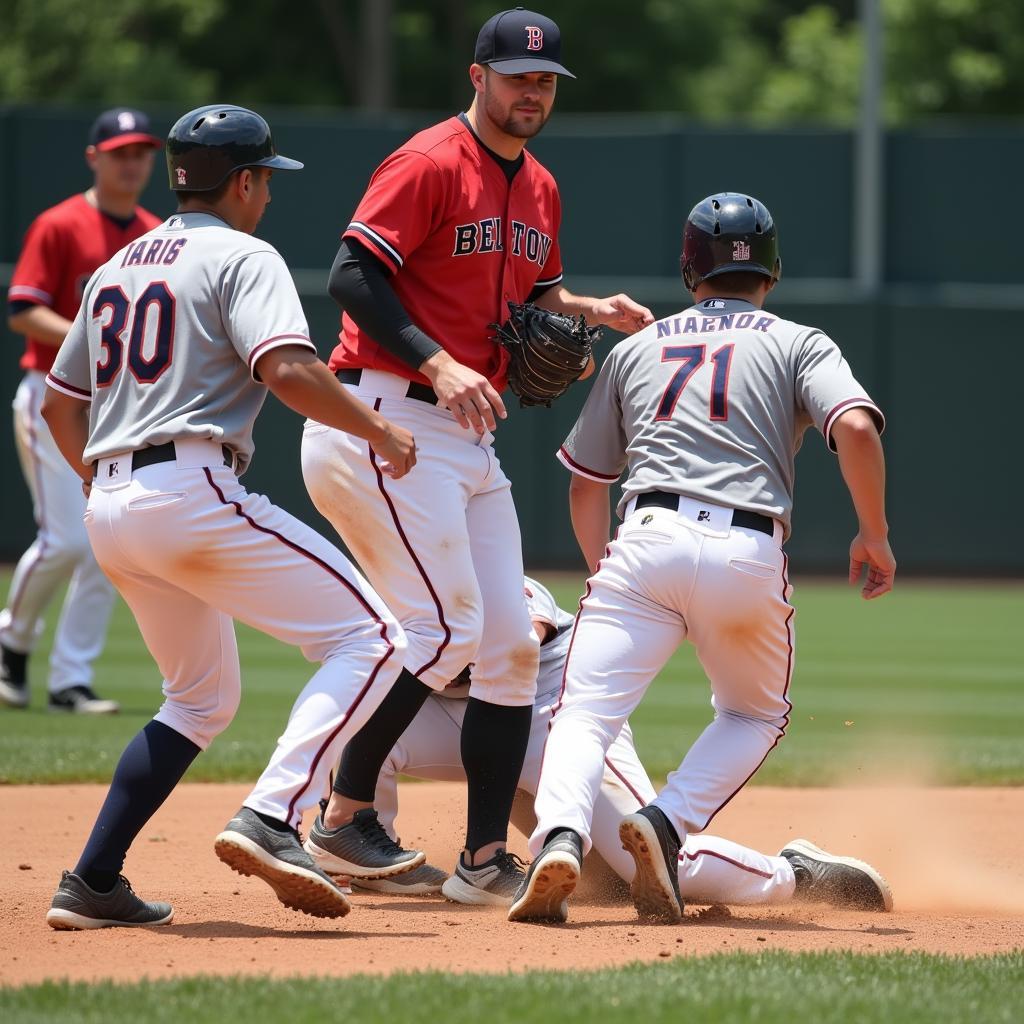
[
  {"left": 215, "top": 831, "right": 351, "bottom": 918},
  {"left": 619, "top": 815, "right": 683, "bottom": 924},
  {"left": 507, "top": 851, "right": 578, "bottom": 922}
]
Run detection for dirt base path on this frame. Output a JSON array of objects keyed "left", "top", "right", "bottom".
[{"left": 3, "top": 783, "right": 1022, "bottom": 985}]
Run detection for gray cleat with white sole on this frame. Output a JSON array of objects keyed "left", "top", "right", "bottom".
[
  {"left": 215, "top": 806, "right": 351, "bottom": 919},
  {"left": 46, "top": 871, "right": 173, "bottom": 930}
]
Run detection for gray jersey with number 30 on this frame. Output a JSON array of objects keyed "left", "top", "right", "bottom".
[
  {"left": 560, "top": 297, "right": 883, "bottom": 538},
  {"left": 47, "top": 212, "right": 316, "bottom": 473}
]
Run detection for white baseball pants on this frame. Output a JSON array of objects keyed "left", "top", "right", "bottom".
[
  {"left": 374, "top": 688, "right": 795, "bottom": 905},
  {"left": 301, "top": 371, "right": 539, "bottom": 706},
  {"left": 531, "top": 498, "right": 794, "bottom": 857},
  {"left": 85, "top": 439, "right": 406, "bottom": 828},
  {"left": 0, "top": 371, "right": 116, "bottom": 692}
]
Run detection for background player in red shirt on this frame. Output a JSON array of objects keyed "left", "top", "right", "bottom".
[
  {"left": 0, "top": 108, "right": 162, "bottom": 713},
  {"left": 301, "top": 9, "right": 654, "bottom": 905}
]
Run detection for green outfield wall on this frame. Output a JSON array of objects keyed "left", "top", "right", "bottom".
[{"left": 2, "top": 106, "right": 1020, "bottom": 574}]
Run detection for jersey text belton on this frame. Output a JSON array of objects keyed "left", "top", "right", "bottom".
[{"left": 452, "top": 217, "right": 553, "bottom": 266}]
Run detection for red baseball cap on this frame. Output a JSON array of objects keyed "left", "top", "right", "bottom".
[{"left": 89, "top": 108, "right": 161, "bottom": 151}]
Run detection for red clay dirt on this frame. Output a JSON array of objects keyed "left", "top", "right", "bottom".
[{"left": 2, "top": 782, "right": 1021, "bottom": 985}]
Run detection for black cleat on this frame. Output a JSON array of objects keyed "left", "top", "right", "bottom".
[
  {"left": 779, "top": 838, "right": 893, "bottom": 912},
  {"left": 619, "top": 806, "right": 683, "bottom": 924}
]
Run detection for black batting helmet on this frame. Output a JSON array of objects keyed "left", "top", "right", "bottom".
[
  {"left": 680, "top": 193, "right": 781, "bottom": 292},
  {"left": 166, "top": 104, "right": 303, "bottom": 192}
]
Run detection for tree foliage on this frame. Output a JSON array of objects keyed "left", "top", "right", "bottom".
[{"left": 3, "top": 0, "right": 1022, "bottom": 123}]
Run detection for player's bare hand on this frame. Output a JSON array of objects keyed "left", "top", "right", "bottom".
[
  {"left": 371, "top": 422, "right": 417, "bottom": 479},
  {"left": 592, "top": 294, "right": 655, "bottom": 335},
  {"left": 849, "top": 533, "right": 895, "bottom": 599},
  {"left": 421, "top": 351, "right": 506, "bottom": 433}
]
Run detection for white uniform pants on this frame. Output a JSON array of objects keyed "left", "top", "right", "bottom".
[
  {"left": 301, "top": 371, "right": 538, "bottom": 706},
  {"left": 374, "top": 687, "right": 795, "bottom": 905},
  {"left": 85, "top": 440, "right": 406, "bottom": 828},
  {"left": 532, "top": 499, "right": 794, "bottom": 857},
  {"left": 0, "top": 372, "right": 116, "bottom": 692}
]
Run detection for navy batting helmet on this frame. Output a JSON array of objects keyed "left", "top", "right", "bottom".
[
  {"left": 166, "top": 105, "right": 303, "bottom": 192},
  {"left": 680, "top": 193, "right": 781, "bottom": 292}
]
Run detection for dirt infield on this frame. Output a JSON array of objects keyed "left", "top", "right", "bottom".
[{"left": 2, "top": 782, "right": 1022, "bottom": 985}]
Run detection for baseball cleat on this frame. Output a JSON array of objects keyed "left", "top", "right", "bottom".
[
  {"left": 508, "top": 829, "right": 582, "bottom": 923},
  {"left": 216, "top": 806, "right": 351, "bottom": 919},
  {"left": 48, "top": 685, "right": 120, "bottom": 715},
  {"left": 441, "top": 850, "right": 528, "bottom": 907},
  {"left": 353, "top": 862, "right": 448, "bottom": 896},
  {"left": 619, "top": 806, "right": 684, "bottom": 924},
  {"left": 304, "top": 805, "right": 425, "bottom": 880},
  {"left": 0, "top": 645, "right": 29, "bottom": 709},
  {"left": 0, "top": 677, "right": 29, "bottom": 709},
  {"left": 46, "top": 871, "right": 173, "bottom": 930},
  {"left": 779, "top": 838, "right": 894, "bottom": 912}
]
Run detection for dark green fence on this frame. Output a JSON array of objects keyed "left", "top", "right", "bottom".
[{"left": 2, "top": 106, "right": 1021, "bottom": 574}]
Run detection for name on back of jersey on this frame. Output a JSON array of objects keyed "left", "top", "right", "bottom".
[
  {"left": 119, "top": 237, "right": 187, "bottom": 269},
  {"left": 656, "top": 312, "right": 776, "bottom": 338}
]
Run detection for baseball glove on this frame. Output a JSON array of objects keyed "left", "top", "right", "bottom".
[{"left": 492, "top": 302, "right": 601, "bottom": 408}]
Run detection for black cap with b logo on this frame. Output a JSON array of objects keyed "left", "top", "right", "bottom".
[{"left": 474, "top": 7, "right": 575, "bottom": 78}]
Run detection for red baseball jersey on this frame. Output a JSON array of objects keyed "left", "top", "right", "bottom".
[
  {"left": 329, "top": 116, "right": 564, "bottom": 389},
  {"left": 8, "top": 193, "right": 161, "bottom": 373}
]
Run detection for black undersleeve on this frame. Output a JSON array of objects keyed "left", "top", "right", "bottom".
[{"left": 327, "top": 238, "right": 442, "bottom": 370}]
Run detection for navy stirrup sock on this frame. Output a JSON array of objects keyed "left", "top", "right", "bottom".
[{"left": 74, "top": 720, "right": 201, "bottom": 892}]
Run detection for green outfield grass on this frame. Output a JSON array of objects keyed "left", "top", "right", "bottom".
[
  {"left": 1, "top": 952, "right": 1021, "bottom": 1022},
  {"left": 0, "top": 571, "right": 1021, "bottom": 785}
]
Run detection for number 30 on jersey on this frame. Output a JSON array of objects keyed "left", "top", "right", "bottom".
[{"left": 94, "top": 281, "right": 176, "bottom": 387}]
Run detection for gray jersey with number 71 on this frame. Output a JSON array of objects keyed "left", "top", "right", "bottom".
[{"left": 558, "top": 297, "right": 884, "bottom": 540}]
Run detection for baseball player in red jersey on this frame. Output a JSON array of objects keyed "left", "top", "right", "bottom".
[
  {"left": 301, "top": 8, "right": 654, "bottom": 905},
  {"left": 0, "top": 109, "right": 162, "bottom": 714}
]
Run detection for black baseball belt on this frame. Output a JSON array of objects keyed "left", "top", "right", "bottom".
[
  {"left": 336, "top": 368, "right": 438, "bottom": 406},
  {"left": 92, "top": 441, "right": 233, "bottom": 479},
  {"left": 634, "top": 491, "right": 775, "bottom": 537}
]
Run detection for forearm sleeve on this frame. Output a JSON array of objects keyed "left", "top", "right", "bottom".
[{"left": 327, "top": 238, "right": 442, "bottom": 370}]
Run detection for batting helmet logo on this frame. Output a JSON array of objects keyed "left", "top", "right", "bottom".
[
  {"left": 525, "top": 26, "right": 544, "bottom": 50},
  {"left": 176, "top": 167, "right": 187, "bottom": 186},
  {"left": 733, "top": 241, "right": 751, "bottom": 260}
]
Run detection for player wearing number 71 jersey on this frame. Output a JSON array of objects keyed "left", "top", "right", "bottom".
[{"left": 511, "top": 192, "right": 896, "bottom": 924}]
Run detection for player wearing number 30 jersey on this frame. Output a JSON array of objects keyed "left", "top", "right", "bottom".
[
  {"left": 511, "top": 193, "right": 895, "bottom": 925},
  {"left": 40, "top": 105, "right": 420, "bottom": 931}
]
